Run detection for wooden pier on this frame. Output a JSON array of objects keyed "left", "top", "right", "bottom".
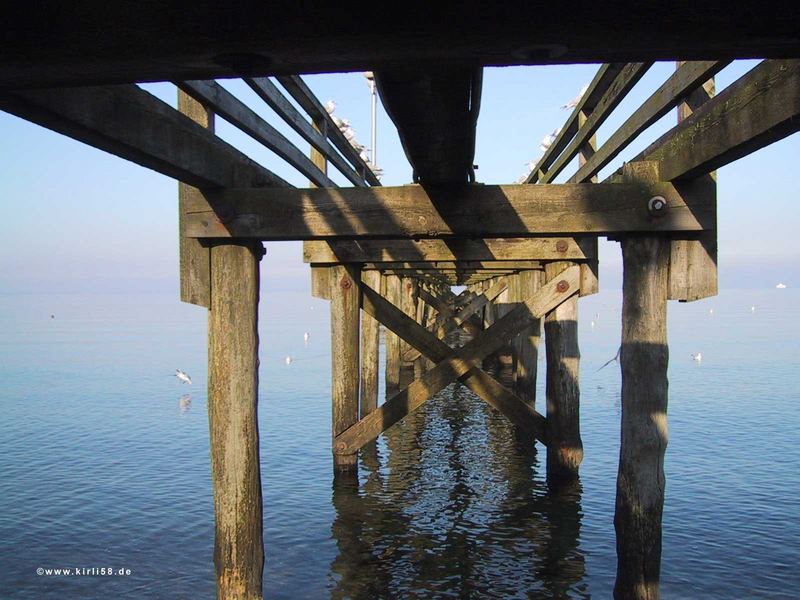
[{"left": 3, "top": 6, "right": 799, "bottom": 598}]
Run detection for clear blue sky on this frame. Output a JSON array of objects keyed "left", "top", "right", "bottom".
[{"left": 1, "top": 61, "right": 797, "bottom": 295}]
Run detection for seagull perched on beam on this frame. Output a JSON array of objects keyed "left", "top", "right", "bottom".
[
  {"left": 324, "top": 100, "right": 337, "bottom": 115},
  {"left": 562, "top": 84, "right": 589, "bottom": 109}
]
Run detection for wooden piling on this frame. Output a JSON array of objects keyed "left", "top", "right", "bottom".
[
  {"left": 360, "top": 270, "right": 381, "bottom": 416},
  {"left": 207, "top": 242, "right": 264, "bottom": 600},
  {"left": 384, "top": 274, "right": 402, "bottom": 394},
  {"left": 544, "top": 261, "right": 583, "bottom": 481},
  {"left": 614, "top": 235, "right": 669, "bottom": 600},
  {"left": 331, "top": 264, "right": 361, "bottom": 474},
  {"left": 514, "top": 269, "right": 542, "bottom": 406}
]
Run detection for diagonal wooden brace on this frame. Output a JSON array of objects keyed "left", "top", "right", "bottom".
[{"left": 334, "top": 266, "right": 580, "bottom": 454}]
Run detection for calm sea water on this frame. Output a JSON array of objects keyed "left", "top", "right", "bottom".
[{"left": 1, "top": 285, "right": 798, "bottom": 599}]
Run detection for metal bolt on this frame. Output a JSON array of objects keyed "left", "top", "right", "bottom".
[
  {"left": 556, "top": 280, "right": 569, "bottom": 293},
  {"left": 340, "top": 276, "right": 352, "bottom": 290},
  {"left": 648, "top": 195, "right": 667, "bottom": 215},
  {"left": 335, "top": 442, "right": 346, "bottom": 451},
  {"left": 556, "top": 240, "right": 568, "bottom": 253}
]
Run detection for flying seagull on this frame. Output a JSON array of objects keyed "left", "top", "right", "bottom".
[
  {"left": 691, "top": 353, "right": 703, "bottom": 362},
  {"left": 174, "top": 369, "right": 192, "bottom": 384}
]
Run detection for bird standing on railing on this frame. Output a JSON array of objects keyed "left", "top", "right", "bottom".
[
  {"left": 324, "top": 100, "right": 337, "bottom": 114},
  {"left": 562, "top": 84, "right": 589, "bottom": 109}
]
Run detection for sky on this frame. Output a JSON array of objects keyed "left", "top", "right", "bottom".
[{"left": 1, "top": 60, "right": 798, "bottom": 296}]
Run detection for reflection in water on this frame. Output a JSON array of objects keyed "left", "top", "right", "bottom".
[
  {"left": 330, "top": 378, "right": 587, "bottom": 598},
  {"left": 178, "top": 393, "right": 192, "bottom": 415}
]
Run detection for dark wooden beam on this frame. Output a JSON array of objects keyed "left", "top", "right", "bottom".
[
  {"left": 0, "top": 84, "right": 288, "bottom": 189},
  {"left": 375, "top": 67, "right": 482, "bottom": 184},
  {"left": 184, "top": 182, "right": 713, "bottom": 240},
  {"left": 3, "top": 3, "right": 799, "bottom": 88}
]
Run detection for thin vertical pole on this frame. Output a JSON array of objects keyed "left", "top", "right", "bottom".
[
  {"left": 360, "top": 270, "right": 381, "bottom": 416},
  {"left": 384, "top": 274, "right": 402, "bottom": 394},
  {"left": 208, "top": 242, "right": 264, "bottom": 600},
  {"left": 331, "top": 264, "right": 361, "bottom": 475},
  {"left": 544, "top": 261, "right": 583, "bottom": 481},
  {"left": 614, "top": 235, "right": 670, "bottom": 600}
]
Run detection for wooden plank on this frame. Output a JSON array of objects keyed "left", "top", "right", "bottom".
[
  {"left": 177, "top": 80, "right": 334, "bottom": 187},
  {"left": 304, "top": 238, "right": 590, "bottom": 263},
  {"left": 544, "top": 262, "right": 583, "bottom": 481},
  {"left": 335, "top": 266, "right": 580, "bottom": 454},
  {"left": 360, "top": 260, "right": 542, "bottom": 271},
  {"left": 330, "top": 265, "right": 361, "bottom": 474},
  {"left": 570, "top": 61, "right": 728, "bottom": 183},
  {"left": 177, "top": 91, "right": 212, "bottom": 308},
  {"left": 383, "top": 274, "right": 402, "bottom": 394},
  {"left": 310, "top": 266, "right": 331, "bottom": 300},
  {"left": 615, "top": 235, "right": 670, "bottom": 600},
  {"left": 538, "top": 62, "right": 652, "bottom": 183},
  {"left": 375, "top": 67, "right": 482, "bottom": 184},
  {"left": 186, "top": 182, "right": 712, "bottom": 240},
  {"left": 276, "top": 75, "right": 381, "bottom": 185},
  {"left": 0, "top": 85, "right": 288, "bottom": 189},
  {"left": 577, "top": 107, "right": 600, "bottom": 296},
  {"left": 632, "top": 59, "right": 800, "bottom": 181},
  {"left": 8, "top": 4, "right": 799, "bottom": 87},
  {"left": 514, "top": 269, "right": 542, "bottom": 405},
  {"left": 399, "top": 277, "right": 418, "bottom": 361},
  {"left": 207, "top": 242, "right": 263, "bottom": 599},
  {"left": 245, "top": 77, "right": 368, "bottom": 187}
]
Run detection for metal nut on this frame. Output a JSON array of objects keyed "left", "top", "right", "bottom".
[
  {"left": 555, "top": 240, "right": 569, "bottom": 253},
  {"left": 648, "top": 195, "right": 667, "bottom": 215},
  {"left": 340, "top": 276, "right": 352, "bottom": 290},
  {"left": 556, "top": 280, "right": 569, "bottom": 293}
]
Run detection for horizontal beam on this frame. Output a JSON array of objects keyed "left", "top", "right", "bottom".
[
  {"left": 304, "top": 238, "right": 592, "bottom": 263},
  {"left": 633, "top": 59, "right": 800, "bottom": 181},
  {"left": 359, "top": 261, "right": 542, "bottom": 271},
  {"left": 185, "top": 182, "right": 713, "bottom": 240},
  {"left": 4, "top": 4, "right": 799, "bottom": 88},
  {"left": 0, "top": 84, "right": 287, "bottom": 189}
]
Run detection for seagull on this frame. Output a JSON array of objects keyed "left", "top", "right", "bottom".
[
  {"left": 709, "top": 308, "right": 714, "bottom": 315},
  {"left": 359, "top": 148, "right": 370, "bottom": 162},
  {"left": 342, "top": 127, "right": 356, "bottom": 141},
  {"left": 597, "top": 346, "right": 621, "bottom": 371},
  {"left": 691, "top": 353, "right": 702, "bottom": 362},
  {"left": 776, "top": 283, "right": 787, "bottom": 289},
  {"left": 175, "top": 369, "right": 192, "bottom": 384},
  {"left": 304, "top": 332, "right": 310, "bottom": 343},
  {"left": 324, "top": 100, "right": 337, "bottom": 115},
  {"left": 562, "top": 84, "right": 589, "bottom": 109},
  {"left": 538, "top": 128, "right": 561, "bottom": 153},
  {"left": 590, "top": 320, "right": 595, "bottom": 328},
  {"left": 285, "top": 355, "right": 293, "bottom": 366},
  {"left": 751, "top": 305, "right": 756, "bottom": 312}
]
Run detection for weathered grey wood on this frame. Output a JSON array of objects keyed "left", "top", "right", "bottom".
[
  {"left": 615, "top": 235, "right": 670, "bottom": 600},
  {"left": 384, "top": 275, "right": 402, "bottom": 393},
  {"left": 577, "top": 109, "right": 600, "bottom": 296},
  {"left": 539, "top": 62, "right": 652, "bottom": 183},
  {"left": 544, "top": 262, "right": 583, "bottom": 481},
  {"left": 208, "top": 242, "right": 264, "bottom": 600},
  {"left": 631, "top": 59, "right": 800, "bottom": 181},
  {"left": 185, "top": 181, "right": 711, "bottom": 240},
  {"left": 303, "top": 238, "right": 591, "bottom": 263},
  {"left": 276, "top": 75, "right": 381, "bottom": 185},
  {"left": 335, "top": 267, "right": 580, "bottom": 454},
  {"left": 399, "top": 277, "right": 418, "bottom": 362},
  {"left": 310, "top": 266, "right": 331, "bottom": 300},
  {"left": 0, "top": 85, "right": 288, "bottom": 189},
  {"left": 330, "top": 265, "right": 361, "bottom": 474},
  {"left": 245, "top": 77, "right": 368, "bottom": 187},
  {"left": 570, "top": 61, "right": 728, "bottom": 183},
  {"left": 177, "top": 91, "right": 212, "bottom": 308},
  {"left": 5, "top": 4, "right": 799, "bottom": 88},
  {"left": 360, "top": 270, "right": 381, "bottom": 416},
  {"left": 176, "top": 80, "right": 334, "bottom": 187},
  {"left": 514, "top": 269, "right": 542, "bottom": 406}
]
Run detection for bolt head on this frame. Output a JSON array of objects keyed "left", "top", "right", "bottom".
[
  {"left": 340, "top": 276, "right": 352, "bottom": 289},
  {"left": 648, "top": 195, "right": 667, "bottom": 215},
  {"left": 555, "top": 240, "right": 569, "bottom": 253},
  {"left": 556, "top": 280, "right": 569, "bottom": 293}
]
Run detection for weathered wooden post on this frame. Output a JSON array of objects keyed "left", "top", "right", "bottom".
[
  {"left": 514, "top": 269, "right": 542, "bottom": 406},
  {"left": 331, "top": 264, "right": 361, "bottom": 475},
  {"left": 208, "top": 241, "right": 265, "bottom": 600},
  {"left": 614, "top": 235, "right": 669, "bottom": 600},
  {"left": 384, "top": 274, "right": 402, "bottom": 394},
  {"left": 360, "top": 270, "right": 381, "bottom": 416},
  {"left": 544, "top": 261, "right": 583, "bottom": 481}
]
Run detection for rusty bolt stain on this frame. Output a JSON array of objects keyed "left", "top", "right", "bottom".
[
  {"left": 648, "top": 195, "right": 667, "bottom": 216},
  {"left": 555, "top": 240, "right": 568, "bottom": 253},
  {"left": 556, "top": 280, "right": 569, "bottom": 293},
  {"left": 335, "top": 441, "right": 347, "bottom": 451},
  {"left": 340, "top": 276, "right": 352, "bottom": 290}
]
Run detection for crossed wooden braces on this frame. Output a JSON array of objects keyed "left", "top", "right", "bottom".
[{"left": 332, "top": 265, "right": 581, "bottom": 456}]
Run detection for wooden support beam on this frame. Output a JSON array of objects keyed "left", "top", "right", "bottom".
[
  {"left": 383, "top": 274, "right": 402, "bottom": 394},
  {"left": 359, "top": 260, "right": 543, "bottom": 271},
  {"left": 631, "top": 59, "right": 800, "bottom": 181},
  {"left": 178, "top": 91, "right": 213, "bottom": 308},
  {"left": 177, "top": 80, "right": 334, "bottom": 187},
  {"left": 615, "top": 235, "right": 670, "bottom": 600},
  {"left": 376, "top": 67, "right": 482, "bottom": 184},
  {"left": 570, "top": 61, "right": 729, "bottom": 183},
  {"left": 544, "top": 262, "right": 583, "bottom": 482},
  {"left": 207, "top": 242, "right": 264, "bottom": 599},
  {"left": 514, "top": 269, "right": 543, "bottom": 405},
  {"left": 360, "top": 271, "right": 381, "bottom": 417},
  {"left": 0, "top": 85, "right": 288, "bottom": 189},
  {"left": 304, "top": 238, "right": 591, "bottom": 263},
  {"left": 330, "top": 265, "right": 361, "bottom": 474},
  {"left": 310, "top": 266, "right": 331, "bottom": 300},
  {"left": 187, "top": 182, "right": 711, "bottom": 240},
  {"left": 399, "top": 277, "right": 418, "bottom": 362},
  {"left": 335, "top": 267, "right": 580, "bottom": 454},
  {"left": 245, "top": 77, "right": 368, "bottom": 187}
]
